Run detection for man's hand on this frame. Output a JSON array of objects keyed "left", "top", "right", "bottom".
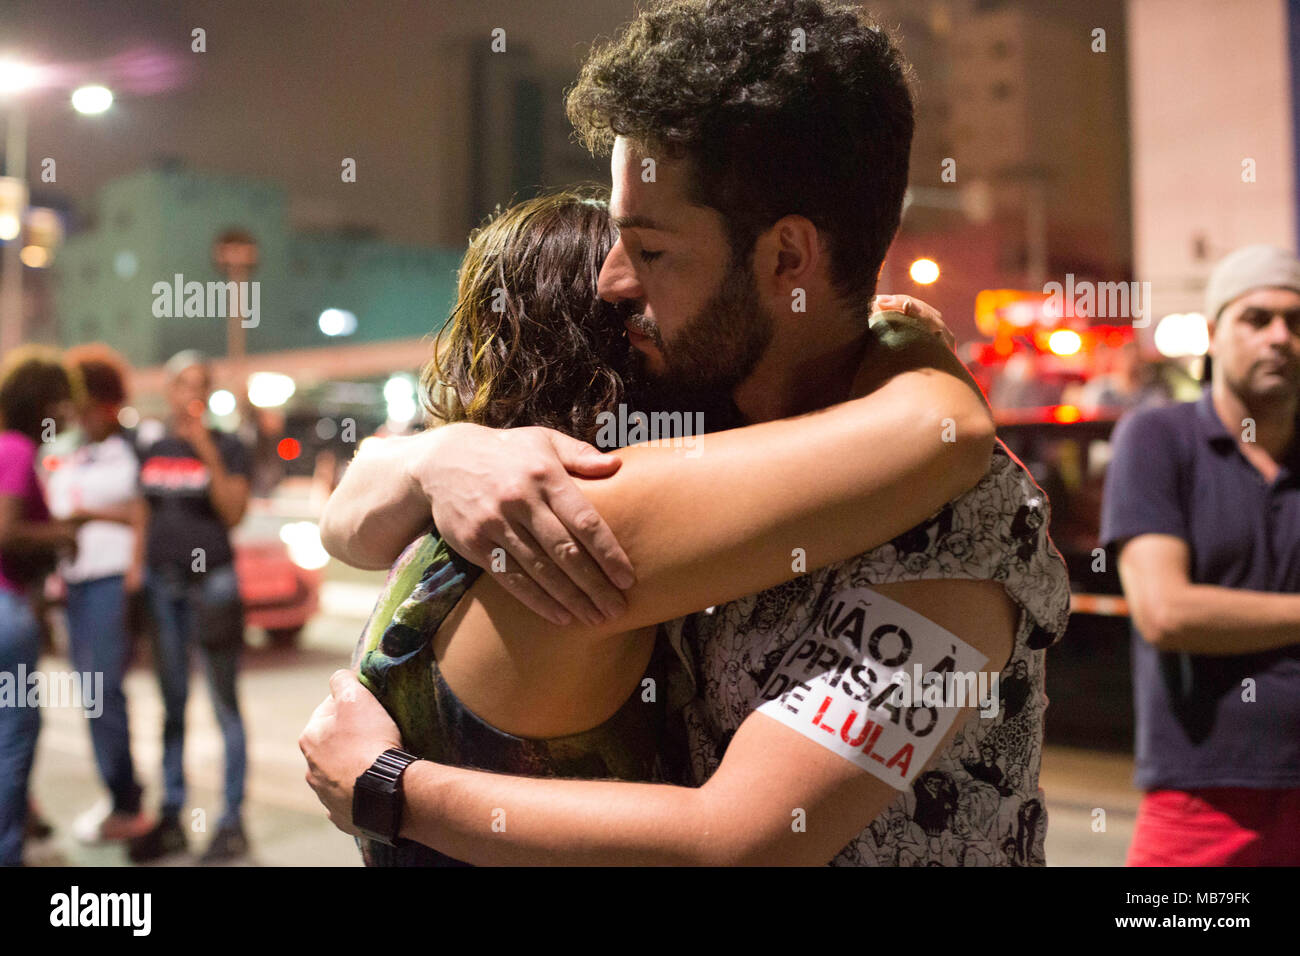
[
  {"left": 171, "top": 409, "right": 212, "bottom": 455},
  {"left": 299, "top": 670, "right": 403, "bottom": 837},
  {"left": 411, "top": 422, "right": 636, "bottom": 627},
  {"left": 872, "top": 294, "right": 955, "bottom": 351}
]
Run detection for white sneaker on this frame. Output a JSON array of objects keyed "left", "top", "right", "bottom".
[{"left": 72, "top": 797, "right": 114, "bottom": 844}]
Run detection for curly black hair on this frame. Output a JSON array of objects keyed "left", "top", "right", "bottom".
[
  {"left": 0, "top": 346, "right": 75, "bottom": 443},
  {"left": 566, "top": 0, "right": 915, "bottom": 310}
]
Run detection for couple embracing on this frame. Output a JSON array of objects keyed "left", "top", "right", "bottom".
[{"left": 300, "top": 0, "right": 1070, "bottom": 867}]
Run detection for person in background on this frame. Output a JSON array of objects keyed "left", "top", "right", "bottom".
[
  {"left": 1069, "top": 339, "right": 1170, "bottom": 413},
  {"left": 0, "top": 347, "right": 80, "bottom": 866},
  {"left": 44, "top": 344, "right": 154, "bottom": 844},
  {"left": 1102, "top": 244, "right": 1300, "bottom": 865},
  {"left": 129, "top": 351, "right": 252, "bottom": 864}
]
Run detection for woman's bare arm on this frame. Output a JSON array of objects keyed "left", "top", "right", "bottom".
[
  {"left": 467, "top": 350, "right": 995, "bottom": 641},
  {"left": 0, "top": 495, "right": 79, "bottom": 553}
]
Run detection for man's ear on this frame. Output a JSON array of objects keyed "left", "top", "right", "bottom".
[
  {"left": 756, "top": 214, "right": 821, "bottom": 296},
  {"left": 1206, "top": 314, "right": 1218, "bottom": 359}
]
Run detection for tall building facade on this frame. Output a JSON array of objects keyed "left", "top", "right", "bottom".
[{"left": 1127, "top": 0, "right": 1299, "bottom": 319}]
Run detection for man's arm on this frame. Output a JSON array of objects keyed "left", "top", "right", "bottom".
[
  {"left": 69, "top": 502, "right": 136, "bottom": 525},
  {"left": 180, "top": 425, "right": 249, "bottom": 529},
  {"left": 1119, "top": 534, "right": 1300, "bottom": 654},
  {"left": 302, "top": 579, "right": 1015, "bottom": 865},
  {"left": 127, "top": 497, "right": 147, "bottom": 593}
]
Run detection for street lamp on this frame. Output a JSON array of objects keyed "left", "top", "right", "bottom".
[
  {"left": 0, "top": 60, "right": 39, "bottom": 97},
  {"left": 909, "top": 257, "right": 940, "bottom": 285},
  {"left": 212, "top": 228, "right": 260, "bottom": 372},
  {"left": 0, "top": 64, "right": 114, "bottom": 351},
  {"left": 71, "top": 85, "right": 113, "bottom": 115}
]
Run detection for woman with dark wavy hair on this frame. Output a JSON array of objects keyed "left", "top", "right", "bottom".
[
  {"left": 348, "top": 188, "right": 1001, "bottom": 865},
  {"left": 0, "top": 347, "right": 81, "bottom": 866}
]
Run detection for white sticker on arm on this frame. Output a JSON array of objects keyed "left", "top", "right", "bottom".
[{"left": 756, "top": 586, "right": 990, "bottom": 789}]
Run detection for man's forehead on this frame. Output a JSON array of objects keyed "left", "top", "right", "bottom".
[
  {"left": 1229, "top": 286, "right": 1300, "bottom": 313},
  {"left": 609, "top": 137, "right": 694, "bottom": 230}
]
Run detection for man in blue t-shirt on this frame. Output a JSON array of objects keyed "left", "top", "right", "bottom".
[
  {"left": 1101, "top": 244, "right": 1300, "bottom": 866},
  {"left": 130, "top": 351, "right": 253, "bottom": 864}
]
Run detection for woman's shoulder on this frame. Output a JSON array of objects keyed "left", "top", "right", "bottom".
[
  {"left": 0, "top": 431, "right": 37, "bottom": 479},
  {"left": 354, "top": 531, "right": 483, "bottom": 677},
  {"left": 858, "top": 313, "right": 986, "bottom": 404},
  {"left": 0, "top": 430, "right": 35, "bottom": 456}
]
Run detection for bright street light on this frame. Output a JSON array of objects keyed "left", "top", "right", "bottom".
[
  {"left": 909, "top": 257, "right": 940, "bottom": 285},
  {"left": 0, "top": 60, "right": 38, "bottom": 97},
  {"left": 71, "top": 85, "right": 113, "bottom": 115},
  {"left": 1047, "top": 329, "right": 1082, "bottom": 356},
  {"left": 71, "top": 84, "right": 113, "bottom": 115},
  {"left": 1154, "top": 313, "right": 1209, "bottom": 358},
  {"left": 248, "top": 372, "right": 296, "bottom": 408},
  {"left": 318, "top": 307, "right": 357, "bottom": 336}
]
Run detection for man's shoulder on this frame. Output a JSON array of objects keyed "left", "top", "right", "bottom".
[
  {"left": 1115, "top": 396, "right": 1199, "bottom": 441},
  {"left": 1108, "top": 399, "right": 1202, "bottom": 482}
]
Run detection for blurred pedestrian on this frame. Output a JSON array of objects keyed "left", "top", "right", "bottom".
[
  {"left": 0, "top": 347, "right": 80, "bottom": 866},
  {"left": 1072, "top": 339, "right": 1170, "bottom": 413},
  {"left": 1102, "top": 244, "right": 1300, "bottom": 866},
  {"left": 44, "top": 344, "right": 154, "bottom": 843},
  {"left": 129, "top": 351, "right": 252, "bottom": 864}
]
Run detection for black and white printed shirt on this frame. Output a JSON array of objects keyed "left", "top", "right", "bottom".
[{"left": 662, "top": 441, "right": 1072, "bottom": 866}]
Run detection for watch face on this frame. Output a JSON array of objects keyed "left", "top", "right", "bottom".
[{"left": 354, "top": 774, "right": 399, "bottom": 844}]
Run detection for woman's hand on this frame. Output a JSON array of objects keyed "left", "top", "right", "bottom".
[
  {"left": 299, "top": 670, "right": 403, "bottom": 837},
  {"left": 871, "top": 294, "right": 955, "bottom": 351}
]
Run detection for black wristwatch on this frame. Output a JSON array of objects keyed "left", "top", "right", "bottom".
[{"left": 353, "top": 747, "right": 421, "bottom": 846}]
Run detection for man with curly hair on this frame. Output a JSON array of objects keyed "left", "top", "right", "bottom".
[{"left": 309, "top": 0, "right": 1070, "bottom": 866}]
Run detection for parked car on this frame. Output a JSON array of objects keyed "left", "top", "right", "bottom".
[{"left": 234, "top": 535, "right": 321, "bottom": 647}]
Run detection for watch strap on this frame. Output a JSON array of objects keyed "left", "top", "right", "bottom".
[{"left": 353, "top": 747, "right": 420, "bottom": 846}]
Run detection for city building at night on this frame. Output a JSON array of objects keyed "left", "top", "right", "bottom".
[{"left": 53, "top": 163, "right": 463, "bottom": 369}]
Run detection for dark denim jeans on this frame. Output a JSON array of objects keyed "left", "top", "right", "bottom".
[
  {"left": 65, "top": 574, "right": 143, "bottom": 815},
  {"left": 0, "top": 588, "right": 40, "bottom": 865},
  {"left": 145, "top": 563, "right": 246, "bottom": 828}
]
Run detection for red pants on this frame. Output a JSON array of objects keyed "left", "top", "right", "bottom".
[{"left": 1127, "top": 787, "right": 1300, "bottom": 866}]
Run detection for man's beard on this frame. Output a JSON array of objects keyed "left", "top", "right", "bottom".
[
  {"left": 623, "top": 253, "right": 773, "bottom": 433},
  {"left": 1225, "top": 355, "right": 1300, "bottom": 406}
]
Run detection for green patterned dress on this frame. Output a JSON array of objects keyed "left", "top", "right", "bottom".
[{"left": 352, "top": 532, "right": 684, "bottom": 866}]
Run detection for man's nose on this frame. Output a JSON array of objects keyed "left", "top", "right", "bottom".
[
  {"left": 597, "top": 240, "right": 643, "bottom": 304},
  {"left": 1266, "top": 313, "right": 1297, "bottom": 348}
]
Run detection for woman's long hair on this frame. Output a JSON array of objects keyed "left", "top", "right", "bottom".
[{"left": 424, "top": 188, "right": 633, "bottom": 444}]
